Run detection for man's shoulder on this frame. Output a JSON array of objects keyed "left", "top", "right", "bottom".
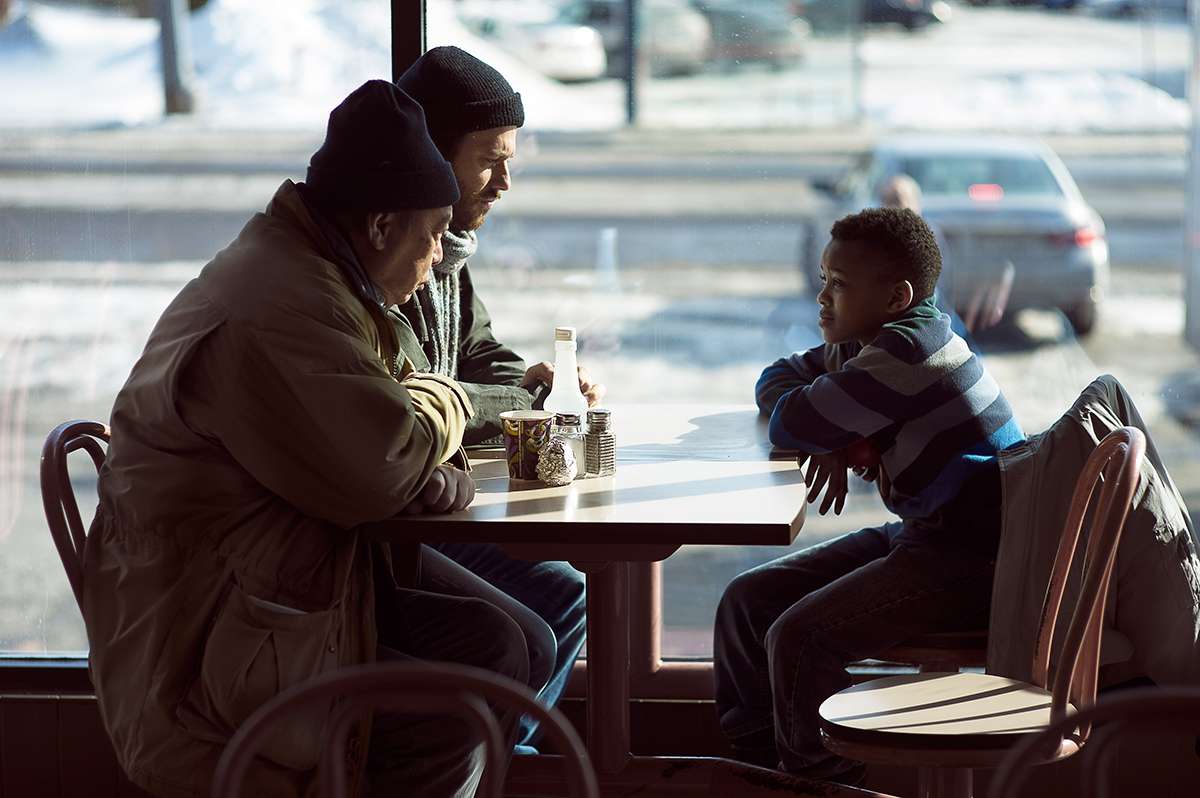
[{"left": 200, "top": 221, "right": 363, "bottom": 332}]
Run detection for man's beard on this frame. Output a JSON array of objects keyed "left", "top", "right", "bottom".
[{"left": 450, "top": 196, "right": 492, "bottom": 232}]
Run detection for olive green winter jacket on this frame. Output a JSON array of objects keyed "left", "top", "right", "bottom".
[{"left": 82, "top": 180, "right": 472, "bottom": 797}]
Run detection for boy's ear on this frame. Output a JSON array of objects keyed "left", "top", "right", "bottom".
[{"left": 888, "top": 280, "right": 915, "bottom": 314}]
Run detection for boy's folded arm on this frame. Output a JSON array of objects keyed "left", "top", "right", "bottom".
[
  {"left": 755, "top": 345, "right": 829, "bottom": 415},
  {"left": 767, "top": 362, "right": 896, "bottom": 455}
]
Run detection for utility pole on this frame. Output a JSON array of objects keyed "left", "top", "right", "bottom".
[
  {"left": 624, "top": 0, "right": 638, "bottom": 126},
  {"left": 850, "top": 0, "right": 864, "bottom": 124},
  {"left": 1187, "top": 0, "right": 1200, "bottom": 347},
  {"left": 159, "top": 0, "right": 195, "bottom": 114}
]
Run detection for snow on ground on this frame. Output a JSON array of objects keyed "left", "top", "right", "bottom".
[
  {"left": 0, "top": 2, "right": 1192, "bottom": 132},
  {"left": 867, "top": 70, "right": 1189, "bottom": 132},
  {"left": 0, "top": 0, "right": 612, "bottom": 131}
]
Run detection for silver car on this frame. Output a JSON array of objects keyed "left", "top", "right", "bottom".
[{"left": 802, "top": 135, "right": 1109, "bottom": 335}]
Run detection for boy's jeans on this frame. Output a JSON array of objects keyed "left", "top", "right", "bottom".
[{"left": 713, "top": 522, "right": 995, "bottom": 778}]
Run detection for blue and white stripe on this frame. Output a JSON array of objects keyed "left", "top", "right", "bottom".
[{"left": 764, "top": 297, "right": 1024, "bottom": 521}]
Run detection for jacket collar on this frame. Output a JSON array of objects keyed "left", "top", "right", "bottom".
[{"left": 264, "top": 180, "right": 402, "bottom": 374}]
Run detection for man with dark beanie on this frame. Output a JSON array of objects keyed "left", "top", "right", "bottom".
[
  {"left": 81, "top": 80, "right": 531, "bottom": 798},
  {"left": 396, "top": 45, "right": 594, "bottom": 755}
]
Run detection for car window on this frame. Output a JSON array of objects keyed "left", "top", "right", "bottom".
[
  {"left": 898, "top": 155, "right": 1064, "bottom": 197},
  {"left": 558, "top": 2, "right": 611, "bottom": 25}
]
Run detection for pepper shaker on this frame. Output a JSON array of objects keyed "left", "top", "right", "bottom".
[{"left": 584, "top": 408, "right": 616, "bottom": 476}]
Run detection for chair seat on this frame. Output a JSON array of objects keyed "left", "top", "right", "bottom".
[{"left": 818, "top": 672, "right": 1080, "bottom": 768}]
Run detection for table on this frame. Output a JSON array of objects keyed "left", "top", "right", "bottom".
[{"left": 366, "top": 404, "right": 817, "bottom": 794}]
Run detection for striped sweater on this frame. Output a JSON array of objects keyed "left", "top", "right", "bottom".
[{"left": 758, "top": 297, "right": 1024, "bottom": 521}]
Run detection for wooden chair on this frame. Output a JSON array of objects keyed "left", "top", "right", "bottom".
[
  {"left": 39, "top": 420, "right": 109, "bottom": 609},
  {"left": 991, "top": 686, "right": 1200, "bottom": 798},
  {"left": 877, "top": 630, "right": 989, "bottom": 673},
  {"left": 817, "top": 426, "right": 1146, "bottom": 798},
  {"left": 211, "top": 660, "right": 600, "bottom": 798}
]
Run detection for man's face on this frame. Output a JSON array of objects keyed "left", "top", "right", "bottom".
[
  {"left": 448, "top": 126, "right": 518, "bottom": 232},
  {"left": 365, "top": 206, "right": 452, "bottom": 305},
  {"left": 816, "top": 239, "right": 903, "bottom": 346}
]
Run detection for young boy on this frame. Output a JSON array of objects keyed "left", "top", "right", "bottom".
[{"left": 714, "top": 207, "right": 1024, "bottom": 783}]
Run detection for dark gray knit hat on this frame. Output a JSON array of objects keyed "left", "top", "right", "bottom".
[
  {"left": 396, "top": 46, "right": 525, "bottom": 154},
  {"left": 306, "top": 79, "right": 460, "bottom": 212}
]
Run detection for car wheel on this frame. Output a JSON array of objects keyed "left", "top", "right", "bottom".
[{"left": 1065, "top": 300, "right": 1099, "bottom": 336}]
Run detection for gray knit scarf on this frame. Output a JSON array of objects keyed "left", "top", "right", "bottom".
[{"left": 420, "top": 228, "right": 477, "bottom": 377}]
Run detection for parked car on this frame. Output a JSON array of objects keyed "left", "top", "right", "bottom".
[
  {"left": 458, "top": 0, "right": 607, "bottom": 82},
  {"left": 690, "top": 0, "right": 810, "bottom": 70},
  {"left": 557, "top": 0, "right": 713, "bottom": 77},
  {"left": 801, "top": 135, "right": 1108, "bottom": 335},
  {"left": 1082, "top": 0, "right": 1188, "bottom": 17},
  {"left": 803, "top": 0, "right": 952, "bottom": 32}
]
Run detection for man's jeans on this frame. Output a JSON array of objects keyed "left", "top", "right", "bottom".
[
  {"left": 432, "top": 541, "right": 587, "bottom": 750},
  {"left": 371, "top": 550, "right": 534, "bottom": 798},
  {"left": 713, "top": 522, "right": 995, "bottom": 778}
]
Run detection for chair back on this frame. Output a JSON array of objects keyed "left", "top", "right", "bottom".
[
  {"left": 1030, "top": 426, "right": 1145, "bottom": 734},
  {"left": 39, "top": 420, "right": 109, "bottom": 609},
  {"left": 211, "top": 661, "right": 599, "bottom": 798},
  {"left": 991, "top": 686, "right": 1200, "bottom": 798}
]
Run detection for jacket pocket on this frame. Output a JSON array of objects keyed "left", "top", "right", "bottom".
[{"left": 178, "top": 582, "right": 340, "bottom": 771}]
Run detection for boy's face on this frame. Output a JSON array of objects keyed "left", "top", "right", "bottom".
[{"left": 816, "top": 239, "right": 910, "bottom": 346}]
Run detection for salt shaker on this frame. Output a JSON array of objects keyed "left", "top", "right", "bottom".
[
  {"left": 584, "top": 408, "right": 615, "bottom": 477},
  {"left": 551, "top": 412, "right": 586, "bottom": 478}
]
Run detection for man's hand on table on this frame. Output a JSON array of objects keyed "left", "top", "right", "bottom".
[
  {"left": 520, "top": 361, "right": 608, "bottom": 407},
  {"left": 403, "top": 465, "right": 476, "bottom": 515}
]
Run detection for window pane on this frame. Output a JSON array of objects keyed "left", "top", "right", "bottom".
[
  {"left": 4, "top": 1, "right": 1192, "bottom": 669},
  {"left": 439, "top": 4, "right": 1192, "bottom": 659},
  {"left": 0, "top": 0, "right": 392, "bottom": 653}
]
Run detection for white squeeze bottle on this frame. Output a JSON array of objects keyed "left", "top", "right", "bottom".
[{"left": 542, "top": 326, "right": 588, "bottom": 417}]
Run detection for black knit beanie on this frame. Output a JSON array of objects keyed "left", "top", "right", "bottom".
[
  {"left": 306, "top": 80, "right": 460, "bottom": 212},
  {"left": 395, "top": 46, "right": 525, "bottom": 155}
]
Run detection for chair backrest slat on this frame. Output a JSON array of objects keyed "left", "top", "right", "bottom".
[
  {"left": 1029, "top": 427, "right": 1145, "bottom": 731},
  {"left": 39, "top": 420, "right": 110, "bottom": 609},
  {"left": 212, "top": 661, "right": 600, "bottom": 798}
]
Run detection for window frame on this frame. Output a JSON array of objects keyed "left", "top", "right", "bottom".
[{"left": 0, "top": 0, "right": 901, "bottom": 704}]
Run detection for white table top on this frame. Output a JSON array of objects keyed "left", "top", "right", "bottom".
[{"left": 366, "top": 404, "right": 807, "bottom": 547}]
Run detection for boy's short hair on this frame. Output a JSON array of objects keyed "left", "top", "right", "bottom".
[{"left": 829, "top": 207, "right": 942, "bottom": 300}]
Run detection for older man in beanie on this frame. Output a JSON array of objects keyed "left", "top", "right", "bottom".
[
  {"left": 395, "top": 45, "right": 595, "bottom": 755},
  {"left": 81, "top": 80, "right": 533, "bottom": 798}
]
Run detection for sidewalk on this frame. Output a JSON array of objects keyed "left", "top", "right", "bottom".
[
  {"left": 0, "top": 122, "right": 1188, "bottom": 172},
  {"left": 0, "top": 123, "right": 1187, "bottom": 223}
]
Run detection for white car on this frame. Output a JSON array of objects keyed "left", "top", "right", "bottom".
[
  {"left": 459, "top": 3, "right": 607, "bottom": 82},
  {"left": 802, "top": 135, "right": 1109, "bottom": 335}
]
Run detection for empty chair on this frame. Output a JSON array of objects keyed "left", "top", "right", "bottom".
[
  {"left": 212, "top": 660, "right": 599, "bottom": 798},
  {"left": 817, "top": 426, "right": 1145, "bottom": 798},
  {"left": 40, "top": 420, "right": 109, "bottom": 609}
]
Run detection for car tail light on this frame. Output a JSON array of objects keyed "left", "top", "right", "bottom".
[
  {"left": 1046, "top": 227, "right": 1102, "bottom": 248},
  {"left": 968, "top": 183, "right": 1004, "bottom": 202}
]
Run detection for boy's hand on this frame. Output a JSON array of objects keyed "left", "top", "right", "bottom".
[{"left": 797, "top": 451, "right": 848, "bottom": 516}]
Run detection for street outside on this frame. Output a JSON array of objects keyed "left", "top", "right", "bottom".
[{"left": 1, "top": 1, "right": 1199, "bottom": 658}]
